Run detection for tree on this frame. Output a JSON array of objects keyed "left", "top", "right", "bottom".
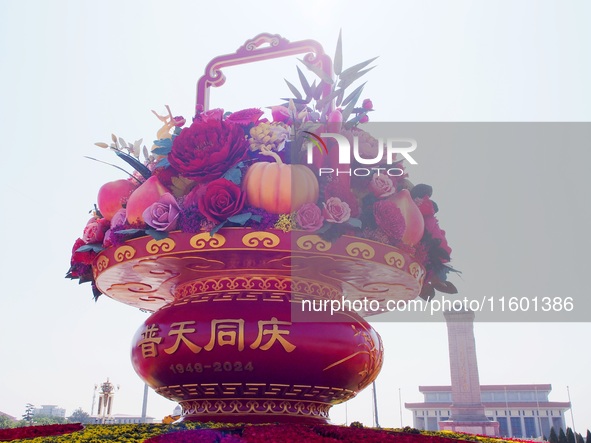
[
  {"left": 22, "top": 404, "right": 34, "bottom": 426},
  {"left": 550, "top": 428, "right": 559, "bottom": 443},
  {"left": 567, "top": 428, "right": 577, "bottom": 443},
  {"left": 586, "top": 430, "right": 591, "bottom": 443},
  {"left": 0, "top": 414, "right": 15, "bottom": 429},
  {"left": 576, "top": 432, "right": 585, "bottom": 443},
  {"left": 68, "top": 408, "right": 91, "bottom": 424},
  {"left": 559, "top": 428, "right": 568, "bottom": 443}
]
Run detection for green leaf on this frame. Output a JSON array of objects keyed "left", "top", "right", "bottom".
[
  {"left": 156, "top": 157, "right": 170, "bottom": 168},
  {"left": 145, "top": 229, "right": 169, "bottom": 240},
  {"left": 210, "top": 220, "right": 227, "bottom": 236},
  {"left": 76, "top": 243, "right": 105, "bottom": 253},
  {"left": 341, "top": 82, "right": 367, "bottom": 108},
  {"left": 315, "top": 222, "right": 332, "bottom": 234},
  {"left": 84, "top": 156, "right": 142, "bottom": 184},
  {"left": 153, "top": 138, "right": 172, "bottom": 148},
  {"left": 114, "top": 150, "right": 152, "bottom": 179},
  {"left": 152, "top": 147, "right": 171, "bottom": 156},
  {"left": 419, "top": 283, "right": 436, "bottom": 301},
  {"left": 296, "top": 66, "right": 312, "bottom": 97},
  {"left": 433, "top": 280, "right": 458, "bottom": 294},
  {"left": 334, "top": 30, "right": 343, "bottom": 75},
  {"left": 298, "top": 58, "right": 334, "bottom": 85},
  {"left": 339, "top": 56, "right": 378, "bottom": 78},
  {"left": 223, "top": 166, "right": 242, "bottom": 185},
  {"left": 227, "top": 212, "right": 252, "bottom": 225},
  {"left": 115, "top": 228, "right": 144, "bottom": 235},
  {"left": 284, "top": 79, "right": 302, "bottom": 100},
  {"left": 346, "top": 217, "right": 362, "bottom": 229}
]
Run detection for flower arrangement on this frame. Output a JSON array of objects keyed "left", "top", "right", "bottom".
[{"left": 67, "top": 35, "right": 456, "bottom": 301}]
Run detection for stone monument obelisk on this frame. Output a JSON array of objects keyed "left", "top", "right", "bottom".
[{"left": 439, "top": 309, "right": 499, "bottom": 436}]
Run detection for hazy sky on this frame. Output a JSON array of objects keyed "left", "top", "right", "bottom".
[{"left": 1, "top": 0, "right": 590, "bottom": 431}]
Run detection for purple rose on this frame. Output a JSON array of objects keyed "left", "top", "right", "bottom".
[
  {"left": 142, "top": 193, "right": 180, "bottom": 231},
  {"left": 322, "top": 197, "right": 351, "bottom": 224},
  {"left": 295, "top": 203, "right": 324, "bottom": 231},
  {"left": 369, "top": 173, "right": 395, "bottom": 198}
]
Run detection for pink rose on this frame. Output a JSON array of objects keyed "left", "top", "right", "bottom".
[
  {"left": 359, "top": 114, "right": 369, "bottom": 123},
  {"left": 296, "top": 203, "right": 324, "bottom": 231},
  {"left": 110, "top": 208, "right": 127, "bottom": 228},
  {"left": 362, "top": 98, "right": 373, "bottom": 110},
  {"left": 369, "top": 173, "right": 396, "bottom": 198},
  {"left": 82, "top": 218, "right": 110, "bottom": 244},
  {"left": 322, "top": 197, "right": 351, "bottom": 223},
  {"left": 142, "top": 193, "right": 180, "bottom": 231}
]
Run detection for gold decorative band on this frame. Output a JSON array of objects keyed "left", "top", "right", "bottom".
[
  {"left": 156, "top": 382, "right": 355, "bottom": 404},
  {"left": 179, "top": 399, "right": 331, "bottom": 419},
  {"left": 173, "top": 276, "right": 342, "bottom": 300}
]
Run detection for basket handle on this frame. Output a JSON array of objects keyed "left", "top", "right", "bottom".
[{"left": 196, "top": 33, "right": 333, "bottom": 113}]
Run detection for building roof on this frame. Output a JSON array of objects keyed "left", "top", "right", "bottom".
[
  {"left": 418, "top": 384, "right": 553, "bottom": 392},
  {"left": 405, "top": 401, "right": 571, "bottom": 409}
]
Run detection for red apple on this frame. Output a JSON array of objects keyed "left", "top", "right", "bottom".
[
  {"left": 126, "top": 176, "right": 168, "bottom": 224},
  {"left": 390, "top": 189, "right": 425, "bottom": 245},
  {"left": 97, "top": 179, "right": 137, "bottom": 221}
]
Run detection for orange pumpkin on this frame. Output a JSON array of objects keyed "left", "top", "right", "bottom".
[{"left": 243, "top": 157, "right": 319, "bottom": 214}]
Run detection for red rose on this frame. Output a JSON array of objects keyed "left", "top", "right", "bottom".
[
  {"left": 424, "top": 215, "right": 452, "bottom": 259},
  {"left": 415, "top": 195, "right": 436, "bottom": 216},
  {"left": 373, "top": 200, "right": 406, "bottom": 241},
  {"left": 71, "top": 238, "right": 96, "bottom": 266},
  {"left": 198, "top": 178, "right": 245, "bottom": 224},
  {"left": 169, "top": 116, "right": 249, "bottom": 183}
]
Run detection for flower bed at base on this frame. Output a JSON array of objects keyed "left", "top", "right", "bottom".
[
  {"left": 0, "top": 423, "right": 83, "bottom": 441},
  {"left": 0, "top": 423, "right": 539, "bottom": 443}
]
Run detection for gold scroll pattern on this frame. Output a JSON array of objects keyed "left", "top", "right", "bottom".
[
  {"left": 384, "top": 251, "right": 405, "bottom": 269},
  {"left": 241, "top": 231, "right": 281, "bottom": 248},
  {"left": 190, "top": 233, "right": 226, "bottom": 249},
  {"left": 96, "top": 256, "right": 109, "bottom": 273},
  {"left": 114, "top": 245, "right": 136, "bottom": 262},
  {"left": 146, "top": 238, "right": 176, "bottom": 254},
  {"left": 345, "top": 242, "right": 375, "bottom": 259},
  {"left": 296, "top": 235, "right": 331, "bottom": 252}
]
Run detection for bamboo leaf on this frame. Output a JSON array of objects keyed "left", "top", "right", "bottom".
[
  {"left": 338, "top": 67, "right": 375, "bottom": 90},
  {"left": 341, "top": 84, "right": 365, "bottom": 122},
  {"left": 336, "top": 89, "right": 345, "bottom": 107},
  {"left": 341, "top": 82, "right": 367, "bottom": 108},
  {"left": 284, "top": 79, "right": 302, "bottom": 100},
  {"left": 296, "top": 66, "right": 312, "bottom": 96},
  {"left": 339, "top": 56, "right": 378, "bottom": 78},
  {"left": 333, "top": 29, "right": 343, "bottom": 76}
]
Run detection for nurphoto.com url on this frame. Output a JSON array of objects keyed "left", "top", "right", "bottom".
[{"left": 300, "top": 295, "right": 575, "bottom": 317}]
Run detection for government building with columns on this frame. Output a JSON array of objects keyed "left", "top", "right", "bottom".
[{"left": 405, "top": 383, "right": 570, "bottom": 437}]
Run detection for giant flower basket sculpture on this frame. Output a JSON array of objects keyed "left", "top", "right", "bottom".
[{"left": 68, "top": 33, "right": 455, "bottom": 424}]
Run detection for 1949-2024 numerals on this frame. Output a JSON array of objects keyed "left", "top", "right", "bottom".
[{"left": 169, "top": 361, "right": 254, "bottom": 374}]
